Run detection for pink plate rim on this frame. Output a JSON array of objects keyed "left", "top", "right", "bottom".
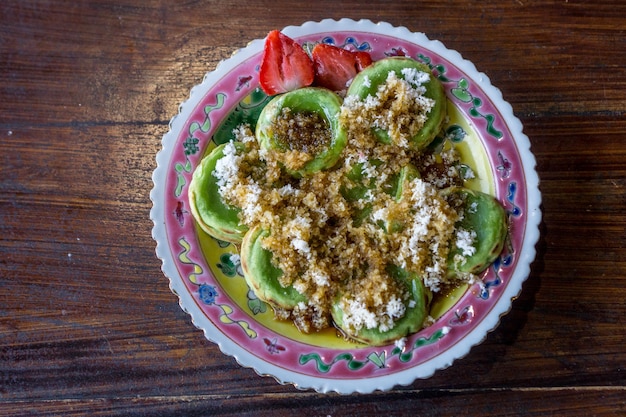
[{"left": 150, "top": 18, "right": 542, "bottom": 394}]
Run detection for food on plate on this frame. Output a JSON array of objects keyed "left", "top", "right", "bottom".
[
  {"left": 442, "top": 187, "right": 509, "bottom": 276},
  {"left": 259, "top": 30, "right": 315, "bottom": 95},
  {"left": 331, "top": 264, "right": 430, "bottom": 345},
  {"left": 345, "top": 57, "right": 447, "bottom": 150},
  {"left": 259, "top": 31, "right": 373, "bottom": 96},
  {"left": 188, "top": 142, "right": 249, "bottom": 243},
  {"left": 311, "top": 43, "right": 373, "bottom": 92},
  {"left": 241, "top": 225, "right": 308, "bottom": 310},
  {"left": 188, "top": 31, "right": 509, "bottom": 346},
  {"left": 255, "top": 87, "right": 348, "bottom": 177}
]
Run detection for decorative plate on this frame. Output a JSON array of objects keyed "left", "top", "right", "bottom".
[{"left": 150, "top": 18, "right": 541, "bottom": 394}]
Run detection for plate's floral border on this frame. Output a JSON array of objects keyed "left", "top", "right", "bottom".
[{"left": 161, "top": 30, "right": 527, "bottom": 379}]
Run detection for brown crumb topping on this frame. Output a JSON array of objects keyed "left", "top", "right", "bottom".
[
  {"left": 215, "top": 74, "right": 473, "bottom": 335},
  {"left": 269, "top": 108, "right": 331, "bottom": 171}
]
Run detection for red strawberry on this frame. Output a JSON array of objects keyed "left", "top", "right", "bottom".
[
  {"left": 311, "top": 43, "right": 373, "bottom": 92},
  {"left": 259, "top": 30, "right": 314, "bottom": 95},
  {"left": 353, "top": 51, "right": 373, "bottom": 71}
]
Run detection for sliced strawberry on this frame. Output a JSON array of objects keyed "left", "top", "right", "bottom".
[
  {"left": 259, "top": 30, "right": 314, "bottom": 95},
  {"left": 353, "top": 51, "right": 373, "bottom": 71},
  {"left": 311, "top": 43, "right": 373, "bottom": 92}
]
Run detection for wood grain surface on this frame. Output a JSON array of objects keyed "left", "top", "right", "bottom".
[{"left": 1, "top": 0, "right": 625, "bottom": 415}]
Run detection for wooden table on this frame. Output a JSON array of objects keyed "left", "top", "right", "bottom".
[{"left": 1, "top": 1, "right": 625, "bottom": 415}]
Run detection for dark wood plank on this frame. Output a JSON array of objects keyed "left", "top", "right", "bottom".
[
  {"left": 1, "top": 0, "right": 625, "bottom": 415},
  {"left": 0, "top": 389, "right": 624, "bottom": 417}
]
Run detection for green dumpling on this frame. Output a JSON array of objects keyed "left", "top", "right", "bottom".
[
  {"left": 443, "top": 187, "right": 508, "bottom": 275},
  {"left": 370, "top": 164, "right": 421, "bottom": 234},
  {"left": 339, "top": 159, "right": 380, "bottom": 202},
  {"left": 340, "top": 161, "right": 420, "bottom": 229},
  {"left": 255, "top": 87, "right": 348, "bottom": 177},
  {"left": 240, "top": 225, "right": 307, "bottom": 310},
  {"left": 188, "top": 142, "right": 248, "bottom": 243},
  {"left": 331, "top": 265, "right": 430, "bottom": 346},
  {"left": 346, "top": 57, "right": 447, "bottom": 150}
]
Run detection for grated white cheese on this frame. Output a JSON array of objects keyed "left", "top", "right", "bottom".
[
  {"left": 233, "top": 124, "right": 256, "bottom": 143},
  {"left": 309, "top": 269, "right": 330, "bottom": 287},
  {"left": 401, "top": 67, "right": 431, "bottom": 88},
  {"left": 291, "top": 238, "right": 310, "bottom": 255},
  {"left": 372, "top": 207, "right": 388, "bottom": 223},
  {"left": 278, "top": 183, "right": 299, "bottom": 197},
  {"left": 340, "top": 293, "right": 407, "bottom": 333},
  {"left": 362, "top": 75, "right": 371, "bottom": 88},
  {"left": 456, "top": 228, "right": 477, "bottom": 257},
  {"left": 385, "top": 296, "right": 406, "bottom": 320},
  {"left": 213, "top": 141, "right": 241, "bottom": 194},
  {"left": 360, "top": 160, "right": 377, "bottom": 179},
  {"left": 342, "top": 299, "right": 378, "bottom": 331},
  {"left": 394, "top": 337, "right": 407, "bottom": 351}
]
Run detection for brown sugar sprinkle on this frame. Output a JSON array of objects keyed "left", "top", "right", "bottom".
[
  {"left": 340, "top": 71, "right": 435, "bottom": 148},
  {"left": 216, "top": 74, "right": 475, "bottom": 335},
  {"left": 274, "top": 107, "right": 331, "bottom": 153},
  {"left": 263, "top": 108, "right": 333, "bottom": 171}
]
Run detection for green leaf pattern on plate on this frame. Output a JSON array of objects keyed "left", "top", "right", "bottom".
[
  {"left": 418, "top": 54, "right": 503, "bottom": 139},
  {"left": 299, "top": 328, "right": 449, "bottom": 373}
]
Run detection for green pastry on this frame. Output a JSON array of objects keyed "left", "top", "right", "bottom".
[
  {"left": 255, "top": 87, "right": 348, "bottom": 177},
  {"left": 240, "top": 225, "right": 308, "bottom": 310},
  {"left": 346, "top": 57, "right": 447, "bottom": 150},
  {"left": 443, "top": 187, "right": 508, "bottom": 275},
  {"left": 188, "top": 142, "right": 248, "bottom": 243},
  {"left": 331, "top": 265, "right": 430, "bottom": 346}
]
